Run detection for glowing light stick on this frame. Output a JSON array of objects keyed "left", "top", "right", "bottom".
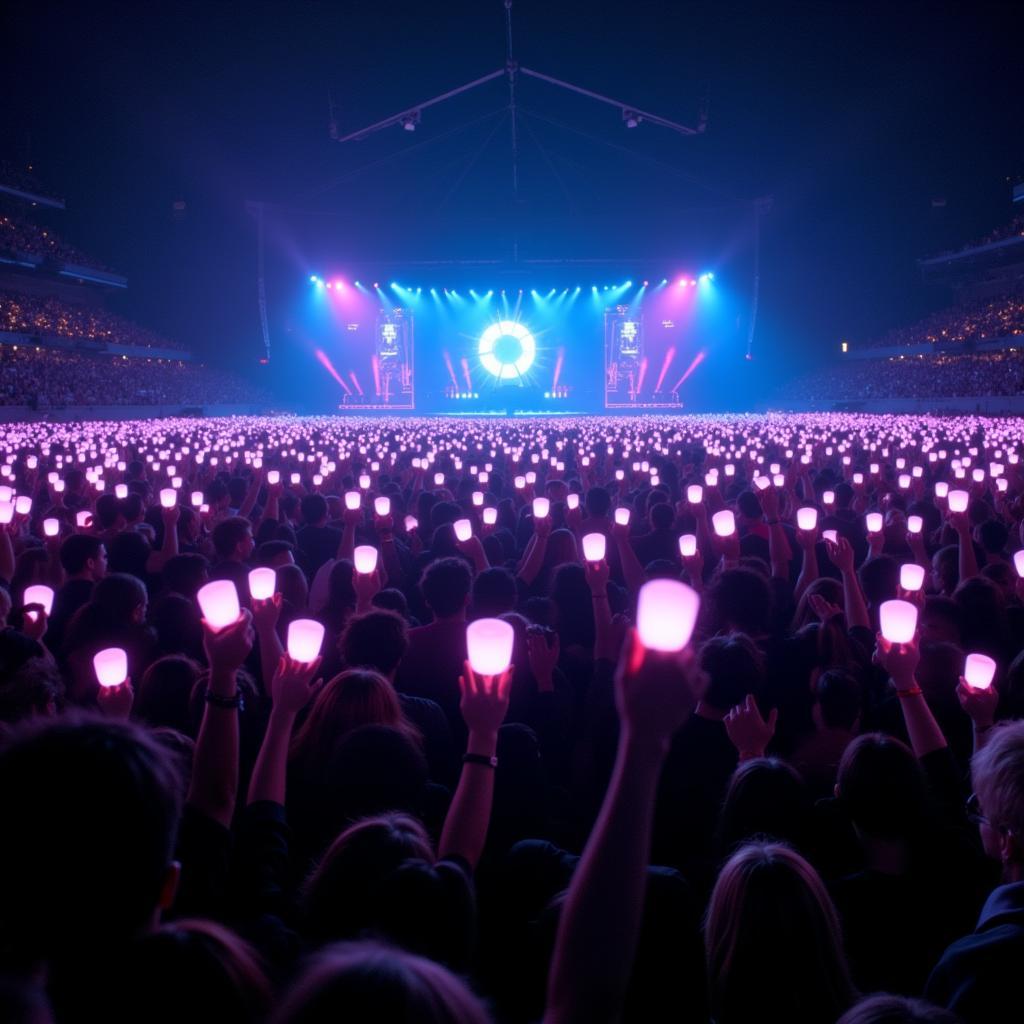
[{"left": 637, "top": 579, "right": 700, "bottom": 652}]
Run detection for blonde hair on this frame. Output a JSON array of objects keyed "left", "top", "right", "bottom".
[{"left": 972, "top": 720, "right": 1024, "bottom": 839}]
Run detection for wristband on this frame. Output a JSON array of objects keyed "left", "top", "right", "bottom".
[
  {"left": 463, "top": 753, "right": 498, "bottom": 769},
  {"left": 895, "top": 686, "right": 923, "bottom": 699},
  {"left": 765, "top": 518, "right": 780, "bottom": 526},
  {"left": 204, "top": 689, "right": 245, "bottom": 711}
]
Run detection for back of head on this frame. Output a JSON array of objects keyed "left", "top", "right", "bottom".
[
  {"left": 291, "top": 669, "right": 406, "bottom": 771},
  {"left": 212, "top": 516, "right": 251, "bottom": 560},
  {"left": 0, "top": 715, "right": 182, "bottom": 966},
  {"left": 301, "top": 493, "right": 328, "bottom": 526},
  {"left": 115, "top": 919, "right": 271, "bottom": 1024},
  {"left": 971, "top": 720, "right": 1024, "bottom": 842},
  {"left": 707, "top": 568, "right": 772, "bottom": 636},
  {"left": 59, "top": 534, "right": 104, "bottom": 576},
  {"left": 837, "top": 733, "right": 928, "bottom": 839},
  {"left": 273, "top": 941, "right": 491, "bottom": 1024},
  {"left": 837, "top": 994, "right": 960, "bottom": 1024},
  {"left": 699, "top": 633, "right": 765, "bottom": 711},
  {"left": 340, "top": 609, "right": 408, "bottom": 676},
  {"left": 585, "top": 486, "right": 610, "bottom": 518},
  {"left": 162, "top": 553, "right": 209, "bottom": 599},
  {"left": 815, "top": 669, "right": 863, "bottom": 730},
  {"left": 0, "top": 630, "right": 61, "bottom": 724},
  {"left": 421, "top": 557, "right": 472, "bottom": 618},
  {"left": 107, "top": 530, "right": 151, "bottom": 579},
  {"left": 717, "top": 759, "right": 811, "bottom": 858},
  {"left": 135, "top": 655, "right": 203, "bottom": 734},
  {"left": 706, "top": 842, "right": 853, "bottom": 1024},
  {"left": 859, "top": 554, "right": 898, "bottom": 607}
]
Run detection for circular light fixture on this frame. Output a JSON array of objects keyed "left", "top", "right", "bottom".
[{"left": 477, "top": 320, "right": 536, "bottom": 380}]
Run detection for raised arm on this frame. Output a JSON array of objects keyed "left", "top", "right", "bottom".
[
  {"left": 438, "top": 661, "right": 512, "bottom": 869},
  {"left": 252, "top": 593, "right": 285, "bottom": 696},
  {"left": 875, "top": 632, "right": 947, "bottom": 758},
  {"left": 247, "top": 654, "right": 323, "bottom": 806},
  {"left": 544, "top": 631, "right": 700, "bottom": 1024},
  {"left": 187, "top": 612, "right": 254, "bottom": 828},
  {"left": 146, "top": 504, "right": 181, "bottom": 574},
  {"left": 585, "top": 558, "right": 615, "bottom": 662},
  {"left": 792, "top": 526, "right": 819, "bottom": 602},
  {"left": 612, "top": 521, "right": 646, "bottom": 596},
  {"left": 950, "top": 511, "right": 979, "bottom": 583},
  {"left": 827, "top": 536, "right": 870, "bottom": 630},
  {"left": 517, "top": 515, "right": 551, "bottom": 586},
  {"left": 238, "top": 467, "right": 264, "bottom": 520}
]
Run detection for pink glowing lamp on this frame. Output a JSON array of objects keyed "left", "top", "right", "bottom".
[
  {"left": 24, "top": 584, "right": 54, "bottom": 616},
  {"left": 879, "top": 600, "right": 918, "bottom": 645},
  {"left": 582, "top": 532, "right": 607, "bottom": 562},
  {"left": 466, "top": 618, "right": 515, "bottom": 676},
  {"left": 679, "top": 533, "right": 697, "bottom": 557},
  {"left": 248, "top": 567, "right": 276, "bottom": 601},
  {"left": 454, "top": 518, "right": 472, "bottom": 542},
  {"left": 197, "top": 580, "right": 241, "bottom": 632},
  {"left": 637, "top": 579, "right": 700, "bottom": 652},
  {"left": 712, "top": 510, "right": 735, "bottom": 537},
  {"left": 353, "top": 545, "right": 378, "bottom": 574},
  {"left": 899, "top": 564, "right": 925, "bottom": 592},
  {"left": 796, "top": 507, "right": 818, "bottom": 531},
  {"left": 287, "top": 619, "right": 326, "bottom": 663},
  {"left": 93, "top": 647, "right": 128, "bottom": 688},
  {"left": 964, "top": 653, "right": 997, "bottom": 690}
]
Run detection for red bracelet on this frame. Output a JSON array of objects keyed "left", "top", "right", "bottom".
[{"left": 896, "top": 686, "right": 923, "bottom": 698}]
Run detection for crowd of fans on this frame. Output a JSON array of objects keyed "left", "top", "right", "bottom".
[
  {"left": 787, "top": 349, "right": 1024, "bottom": 404},
  {"left": 0, "top": 345, "right": 266, "bottom": 407},
  {"left": 0, "top": 211, "right": 103, "bottom": 270},
  {"left": 0, "top": 290, "right": 181, "bottom": 350},
  {"left": 862, "top": 292, "right": 1024, "bottom": 351},
  {"left": 0, "top": 411, "right": 1023, "bottom": 1024}
]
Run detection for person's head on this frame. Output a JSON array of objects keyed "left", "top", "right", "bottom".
[
  {"left": 735, "top": 491, "right": 763, "bottom": 522},
  {"left": 116, "top": 918, "right": 271, "bottom": 1024},
  {"left": 91, "top": 571, "right": 149, "bottom": 627},
  {"left": 59, "top": 534, "right": 107, "bottom": 581},
  {"left": 836, "top": 994, "right": 960, "bottom": 1024},
  {"left": 699, "top": 633, "right": 765, "bottom": 712},
  {"left": 95, "top": 492, "right": 125, "bottom": 531},
  {"left": 859, "top": 554, "right": 898, "bottom": 608},
  {"left": 255, "top": 540, "right": 295, "bottom": 569},
  {"left": 277, "top": 563, "right": 309, "bottom": 611},
  {"left": 107, "top": 530, "right": 151, "bottom": 579},
  {"left": 206, "top": 479, "right": 230, "bottom": 511},
  {"left": 930, "top": 544, "right": 959, "bottom": 596},
  {"left": 919, "top": 595, "right": 962, "bottom": 646},
  {"left": 970, "top": 721, "right": 1024, "bottom": 877},
  {"left": 705, "top": 842, "right": 854, "bottom": 1024},
  {"left": 649, "top": 501, "right": 674, "bottom": 531},
  {"left": 273, "top": 941, "right": 492, "bottom": 1024},
  {"left": 134, "top": 656, "right": 203, "bottom": 735},
  {"left": 976, "top": 518, "right": 1009, "bottom": 557},
  {"left": 813, "top": 669, "right": 862, "bottom": 732},
  {"left": 953, "top": 574, "right": 1007, "bottom": 655},
  {"left": 301, "top": 493, "right": 329, "bottom": 527},
  {"left": 0, "top": 716, "right": 182, "bottom": 966},
  {"left": 584, "top": 486, "right": 611, "bottom": 518},
  {"left": 716, "top": 759, "right": 812, "bottom": 859},
  {"left": 420, "top": 558, "right": 472, "bottom": 619},
  {"left": 290, "top": 669, "right": 414, "bottom": 770},
  {"left": 0, "top": 630, "right": 62, "bottom": 723},
  {"left": 340, "top": 610, "right": 408, "bottom": 678},
  {"left": 326, "top": 560, "right": 357, "bottom": 613},
  {"left": 706, "top": 568, "right": 773, "bottom": 637},
  {"left": 471, "top": 566, "right": 517, "bottom": 618},
  {"left": 212, "top": 517, "right": 255, "bottom": 562},
  {"left": 837, "top": 733, "right": 929, "bottom": 840},
  {"left": 162, "top": 553, "right": 210, "bottom": 600},
  {"left": 371, "top": 588, "right": 410, "bottom": 620}
]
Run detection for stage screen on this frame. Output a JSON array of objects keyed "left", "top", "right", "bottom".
[{"left": 291, "top": 273, "right": 731, "bottom": 413}]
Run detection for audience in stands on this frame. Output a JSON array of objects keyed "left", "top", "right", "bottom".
[{"left": 0, "top": 344, "right": 264, "bottom": 407}]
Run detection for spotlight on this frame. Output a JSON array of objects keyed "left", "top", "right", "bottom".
[
  {"left": 309, "top": 275, "right": 318, "bottom": 283},
  {"left": 373, "top": 282, "right": 380, "bottom": 289},
  {"left": 400, "top": 112, "right": 420, "bottom": 132},
  {"left": 642, "top": 280, "right": 648, "bottom": 286},
  {"left": 623, "top": 110, "right": 640, "bottom": 129}
]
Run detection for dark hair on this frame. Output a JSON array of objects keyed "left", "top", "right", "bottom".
[
  {"left": 837, "top": 994, "right": 960, "bottom": 1024},
  {"left": 706, "top": 569, "right": 773, "bottom": 637},
  {"left": 301, "top": 493, "right": 329, "bottom": 525},
  {"left": 705, "top": 842, "right": 854, "bottom": 1024},
  {"left": 95, "top": 492, "right": 123, "bottom": 529},
  {"left": 0, "top": 715, "right": 182, "bottom": 965},
  {"left": 134, "top": 655, "right": 203, "bottom": 735},
  {"left": 162, "top": 553, "right": 210, "bottom": 599},
  {"left": 700, "top": 633, "right": 765, "bottom": 711},
  {"left": 585, "top": 486, "right": 611, "bottom": 517},
  {"left": 340, "top": 610, "right": 408, "bottom": 677},
  {"left": 255, "top": 539, "right": 295, "bottom": 566},
  {"left": 815, "top": 669, "right": 863, "bottom": 730},
  {"left": 273, "top": 941, "right": 491, "bottom": 1024},
  {"left": 116, "top": 919, "right": 272, "bottom": 1024},
  {"left": 59, "top": 534, "right": 104, "bottom": 575},
  {"left": 212, "top": 517, "right": 252, "bottom": 560},
  {"left": 837, "top": 733, "right": 929, "bottom": 839},
  {"left": 107, "top": 530, "right": 151, "bottom": 579},
  {"left": 421, "top": 558, "right": 472, "bottom": 618},
  {"left": 736, "top": 491, "right": 763, "bottom": 519},
  {"left": 471, "top": 567, "right": 518, "bottom": 618},
  {"left": 0, "top": 630, "right": 62, "bottom": 723},
  {"left": 649, "top": 502, "right": 674, "bottom": 530},
  {"left": 977, "top": 518, "right": 1008, "bottom": 555},
  {"left": 859, "top": 554, "right": 898, "bottom": 606},
  {"left": 716, "top": 759, "right": 812, "bottom": 860}
]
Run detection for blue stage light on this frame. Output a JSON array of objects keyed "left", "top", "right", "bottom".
[{"left": 478, "top": 320, "right": 537, "bottom": 380}]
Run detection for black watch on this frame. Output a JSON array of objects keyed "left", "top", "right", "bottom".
[
  {"left": 463, "top": 753, "right": 498, "bottom": 769},
  {"left": 204, "top": 689, "right": 245, "bottom": 711}
]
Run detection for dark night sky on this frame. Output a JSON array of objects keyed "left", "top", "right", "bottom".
[{"left": 3, "top": 1, "right": 1022, "bottom": 376}]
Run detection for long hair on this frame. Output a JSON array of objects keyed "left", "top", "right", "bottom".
[
  {"left": 705, "top": 842, "right": 855, "bottom": 1024},
  {"left": 290, "top": 669, "right": 420, "bottom": 771}
]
